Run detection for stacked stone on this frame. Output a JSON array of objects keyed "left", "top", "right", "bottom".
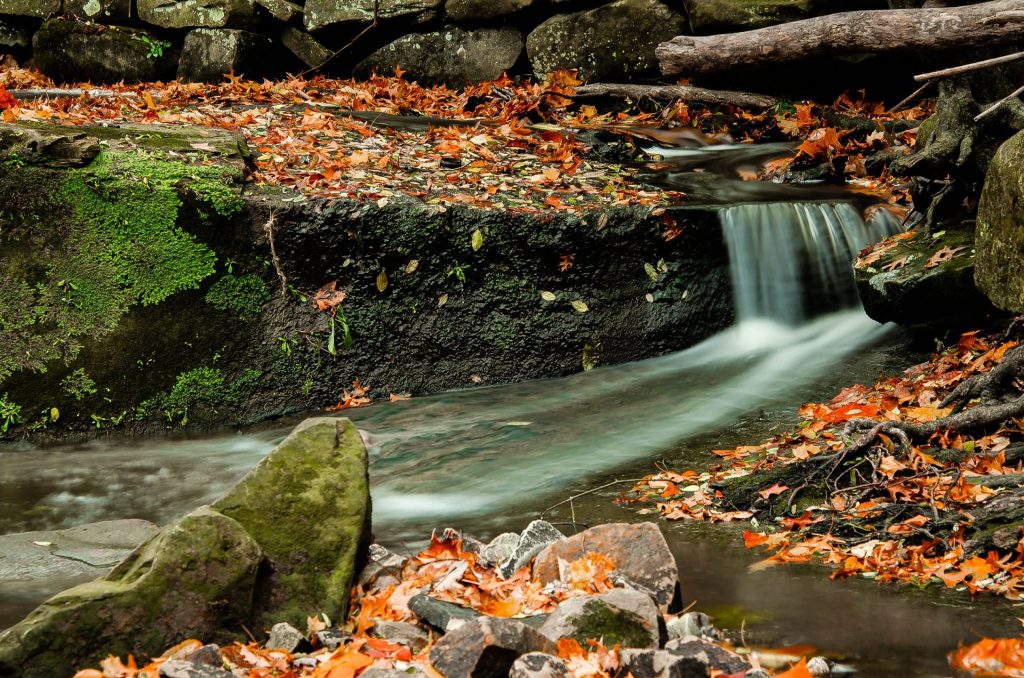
[{"left": 0, "top": 0, "right": 864, "bottom": 86}]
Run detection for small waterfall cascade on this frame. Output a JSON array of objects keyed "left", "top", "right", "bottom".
[{"left": 720, "top": 202, "right": 903, "bottom": 326}]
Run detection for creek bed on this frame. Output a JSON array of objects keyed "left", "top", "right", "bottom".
[{"left": 1, "top": 315, "right": 1017, "bottom": 676}]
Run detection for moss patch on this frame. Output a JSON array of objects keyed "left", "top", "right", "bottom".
[
  {"left": 567, "top": 599, "right": 653, "bottom": 648},
  {"left": 205, "top": 273, "right": 271, "bottom": 318}
]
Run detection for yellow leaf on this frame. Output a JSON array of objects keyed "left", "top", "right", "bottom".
[
  {"left": 540, "top": 291, "right": 556, "bottom": 301},
  {"left": 49, "top": 407, "right": 59, "bottom": 422},
  {"left": 404, "top": 259, "right": 419, "bottom": 274},
  {"left": 376, "top": 270, "right": 388, "bottom": 293},
  {"left": 571, "top": 300, "right": 589, "bottom": 313},
  {"left": 644, "top": 262, "right": 658, "bottom": 280},
  {"left": 438, "top": 293, "right": 448, "bottom": 307},
  {"left": 471, "top": 229, "right": 484, "bottom": 251}
]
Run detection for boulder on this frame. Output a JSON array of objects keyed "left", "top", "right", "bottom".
[
  {"left": 0, "top": 507, "right": 263, "bottom": 678},
  {"left": 533, "top": 522, "right": 680, "bottom": 611},
  {"left": 445, "top": 0, "right": 533, "bottom": 21},
  {"left": 499, "top": 520, "right": 564, "bottom": 579},
  {"left": 256, "top": 0, "right": 302, "bottom": 22},
  {"left": 32, "top": 19, "right": 178, "bottom": 85},
  {"left": 210, "top": 417, "right": 371, "bottom": 628},
  {"left": 429, "top": 617, "right": 557, "bottom": 678},
  {"left": 682, "top": 0, "right": 821, "bottom": 32},
  {"left": 854, "top": 227, "right": 992, "bottom": 325},
  {"left": 64, "top": 0, "right": 132, "bottom": 22},
  {"left": 617, "top": 648, "right": 711, "bottom": 678},
  {"left": 538, "top": 588, "right": 661, "bottom": 649},
  {"left": 281, "top": 26, "right": 332, "bottom": 68},
  {"left": 0, "top": 0, "right": 59, "bottom": 18},
  {"left": 369, "top": 620, "right": 430, "bottom": 652},
  {"left": 0, "top": 418, "right": 371, "bottom": 677},
  {"left": 510, "top": 652, "right": 571, "bottom": 678},
  {"left": 976, "top": 129, "right": 1024, "bottom": 313},
  {"left": 665, "top": 612, "right": 714, "bottom": 641},
  {"left": 303, "top": 0, "right": 442, "bottom": 31},
  {"left": 408, "top": 594, "right": 480, "bottom": 632},
  {"left": 138, "top": 0, "right": 256, "bottom": 28},
  {"left": 178, "top": 28, "right": 274, "bottom": 82},
  {"left": 526, "top": 0, "right": 686, "bottom": 81},
  {"left": 664, "top": 638, "right": 750, "bottom": 675},
  {"left": 354, "top": 26, "right": 524, "bottom": 87},
  {"left": 265, "top": 622, "right": 307, "bottom": 652}
]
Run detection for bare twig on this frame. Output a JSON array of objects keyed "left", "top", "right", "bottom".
[
  {"left": 298, "top": 0, "right": 380, "bottom": 78},
  {"left": 890, "top": 79, "right": 936, "bottom": 113},
  {"left": 915, "top": 50, "right": 1024, "bottom": 81},
  {"left": 540, "top": 479, "right": 646, "bottom": 518},
  {"left": 263, "top": 210, "right": 288, "bottom": 297},
  {"left": 975, "top": 82, "right": 1024, "bottom": 121}
]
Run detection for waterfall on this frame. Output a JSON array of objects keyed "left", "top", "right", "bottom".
[{"left": 720, "top": 202, "right": 903, "bottom": 326}]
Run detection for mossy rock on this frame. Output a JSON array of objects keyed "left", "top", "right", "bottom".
[
  {"left": 976, "top": 129, "right": 1024, "bottom": 313},
  {"left": 854, "top": 227, "right": 992, "bottom": 325},
  {"left": 538, "top": 589, "right": 660, "bottom": 649},
  {"left": 0, "top": 418, "right": 371, "bottom": 676}
]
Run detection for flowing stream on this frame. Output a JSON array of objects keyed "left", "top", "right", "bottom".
[{"left": 2, "top": 201, "right": 1018, "bottom": 675}]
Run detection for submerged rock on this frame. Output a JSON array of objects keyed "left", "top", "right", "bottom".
[
  {"left": 0, "top": 418, "right": 371, "bottom": 677},
  {"left": 526, "top": 0, "right": 686, "bottom": 81},
  {"left": 32, "top": 19, "right": 179, "bottom": 85},
  {"left": 532, "top": 522, "right": 680, "bottom": 611},
  {"left": 976, "top": 129, "right": 1024, "bottom": 313},
  {"left": 355, "top": 26, "right": 524, "bottom": 87},
  {"left": 538, "top": 588, "right": 661, "bottom": 649},
  {"left": 429, "top": 617, "right": 557, "bottom": 678}
]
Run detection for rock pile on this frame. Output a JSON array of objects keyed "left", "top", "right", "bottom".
[{"left": 0, "top": 0, "right": 875, "bottom": 85}]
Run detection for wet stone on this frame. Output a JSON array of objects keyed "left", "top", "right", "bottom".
[
  {"left": 266, "top": 622, "right": 307, "bottom": 652},
  {"left": 664, "top": 638, "right": 750, "bottom": 675},
  {"left": 510, "top": 652, "right": 571, "bottom": 678},
  {"left": 480, "top": 532, "right": 519, "bottom": 566},
  {"left": 539, "top": 588, "right": 660, "bottom": 649},
  {"left": 159, "top": 659, "right": 234, "bottom": 678},
  {"left": 807, "top": 657, "right": 831, "bottom": 677},
  {"left": 666, "top": 612, "right": 715, "bottom": 641},
  {"left": 533, "top": 522, "right": 680, "bottom": 611},
  {"left": 429, "top": 617, "right": 557, "bottom": 678},
  {"left": 178, "top": 28, "right": 274, "bottom": 82},
  {"left": 314, "top": 629, "right": 349, "bottom": 651},
  {"left": 499, "top": 520, "right": 564, "bottom": 579},
  {"left": 617, "top": 649, "right": 711, "bottom": 678},
  {"left": 174, "top": 644, "right": 222, "bottom": 666},
  {"left": 370, "top": 620, "right": 430, "bottom": 652},
  {"left": 409, "top": 594, "right": 480, "bottom": 632}
]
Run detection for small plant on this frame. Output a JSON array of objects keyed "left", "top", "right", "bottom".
[
  {"left": 61, "top": 368, "right": 97, "bottom": 401},
  {"left": 447, "top": 261, "right": 471, "bottom": 284},
  {"left": 0, "top": 394, "right": 21, "bottom": 433},
  {"left": 277, "top": 336, "right": 296, "bottom": 356},
  {"left": 137, "top": 35, "right": 172, "bottom": 59}
]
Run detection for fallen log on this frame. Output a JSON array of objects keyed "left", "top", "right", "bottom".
[
  {"left": 657, "top": 0, "right": 1024, "bottom": 78},
  {"left": 571, "top": 83, "right": 776, "bottom": 109}
]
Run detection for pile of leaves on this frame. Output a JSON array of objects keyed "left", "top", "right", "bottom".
[
  {"left": 624, "top": 326, "right": 1024, "bottom": 601},
  {"left": 0, "top": 65, "right": 929, "bottom": 215},
  {"left": 72, "top": 530, "right": 825, "bottom": 678}
]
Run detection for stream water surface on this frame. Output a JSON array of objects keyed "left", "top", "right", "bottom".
[{"left": 2, "top": 199, "right": 1015, "bottom": 676}]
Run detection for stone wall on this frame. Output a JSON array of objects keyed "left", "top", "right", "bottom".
[{"left": 0, "top": 0, "right": 885, "bottom": 86}]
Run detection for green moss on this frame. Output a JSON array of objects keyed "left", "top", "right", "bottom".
[
  {"left": 568, "top": 600, "right": 653, "bottom": 648},
  {"left": 164, "top": 366, "right": 226, "bottom": 417},
  {"left": 0, "top": 149, "right": 245, "bottom": 389},
  {"left": 205, "top": 274, "right": 270, "bottom": 318}
]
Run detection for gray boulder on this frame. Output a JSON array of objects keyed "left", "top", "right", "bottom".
[
  {"left": 499, "top": 520, "right": 564, "bottom": 579},
  {"left": 533, "top": 522, "right": 680, "bottom": 611},
  {"left": 65, "top": 0, "right": 132, "bottom": 22},
  {"left": 480, "top": 532, "right": 519, "bottom": 566},
  {"left": 430, "top": 617, "right": 557, "bottom": 678},
  {"left": 178, "top": 28, "right": 274, "bottom": 82},
  {"left": 32, "top": 19, "right": 179, "bottom": 85},
  {"left": 510, "top": 652, "right": 571, "bottom": 678},
  {"left": 281, "top": 26, "right": 333, "bottom": 68},
  {"left": 526, "top": 0, "right": 686, "bottom": 81},
  {"left": 664, "top": 638, "right": 750, "bottom": 675},
  {"left": 304, "top": 0, "right": 442, "bottom": 31},
  {"left": 665, "top": 612, "right": 715, "bottom": 641},
  {"left": 265, "top": 622, "right": 306, "bottom": 652},
  {"left": 0, "top": 418, "right": 371, "bottom": 678},
  {"left": 355, "top": 26, "right": 524, "bottom": 87},
  {"left": 445, "top": 0, "right": 533, "bottom": 21},
  {"left": 0, "top": 0, "right": 59, "bottom": 17},
  {"left": 682, "top": 0, "right": 822, "bottom": 32},
  {"left": 256, "top": 0, "right": 302, "bottom": 22},
  {"left": 138, "top": 0, "right": 256, "bottom": 28},
  {"left": 409, "top": 594, "right": 480, "bottom": 632},
  {"left": 370, "top": 620, "right": 430, "bottom": 653},
  {"left": 976, "top": 129, "right": 1024, "bottom": 312},
  {"left": 538, "top": 588, "right": 661, "bottom": 649}
]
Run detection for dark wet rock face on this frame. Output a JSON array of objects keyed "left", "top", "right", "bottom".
[
  {"left": 178, "top": 28, "right": 274, "bottom": 82},
  {"left": 0, "top": 418, "right": 371, "bottom": 677},
  {"left": 429, "top": 617, "right": 557, "bottom": 678}
]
